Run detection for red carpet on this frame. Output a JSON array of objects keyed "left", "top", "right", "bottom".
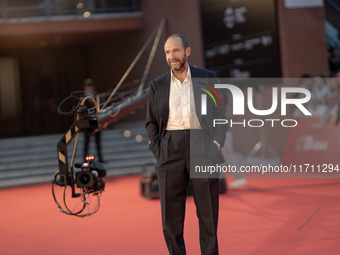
[{"left": 0, "top": 176, "right": 340, "bottom": 255}]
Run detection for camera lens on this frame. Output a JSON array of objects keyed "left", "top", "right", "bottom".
[
  {"left": 76, "top": 171, "right": 94, "bottom": 188},
  {"left": 79, "top": 173, "right": 91, "bottom": 185}
]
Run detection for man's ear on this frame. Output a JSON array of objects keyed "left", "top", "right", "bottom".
[{"left": 186, "top": 47, "right": 191, "bottom": 57}]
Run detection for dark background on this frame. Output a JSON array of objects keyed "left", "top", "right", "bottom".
[{"left": 200, "top": 0, "right": 281, "bottom": 78}]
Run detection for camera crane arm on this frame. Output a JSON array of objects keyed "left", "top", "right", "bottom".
[
  {"left": 53, "top": 96, "right": 104, "bottom": 217},
  {"left": 56, "top": 96, "right": 99, "bottom": 194},
  {"left": 52, "top": 18, "right": 166, "bottom": 217}
]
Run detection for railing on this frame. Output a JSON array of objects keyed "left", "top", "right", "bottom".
[{"left": 0, "top": 0, "right": 139, "bottom": 20}]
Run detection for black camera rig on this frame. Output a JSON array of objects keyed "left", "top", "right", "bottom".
[
  {"left": 52, "top": 95, "right": 106, "bottom": 217},
  {"left": 51, "top": 18, "right": 166, "bottom": 217}
]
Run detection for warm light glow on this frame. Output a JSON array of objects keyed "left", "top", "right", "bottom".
[
  {"left": 135, "top": 135, "right": 143, "bottom": 142},
  {"left": 83, "top": 11, "right": 91, "bottom": 18},
  {"left": 85, "top": 155, "right": 95, "bottom": 161},
  {"left": 124, "top": 130, "right": 131, "bottom": 137}
]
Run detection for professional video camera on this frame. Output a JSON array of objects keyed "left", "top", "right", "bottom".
[
  {"left": 75, "top": 155, "right": 106, "bottom": 192},
  {"left": 52, "top": 94, "right": 106, "bottom": 217}
]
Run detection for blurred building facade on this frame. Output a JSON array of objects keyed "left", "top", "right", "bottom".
[{"left": 0, "top": 0, "right": 330, "bottom": 144}]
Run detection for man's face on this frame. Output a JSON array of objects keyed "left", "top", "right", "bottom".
[{"left": 164, "top": 37, "right": 191, "bottom": 72}]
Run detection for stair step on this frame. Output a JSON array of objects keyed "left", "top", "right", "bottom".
[{"left": 0, "top": 121, "right": 154, "bottom": 189}]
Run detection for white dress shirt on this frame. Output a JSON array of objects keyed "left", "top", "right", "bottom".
[{"left": 166, "top": 68, "right": 202, "bottom": 130}]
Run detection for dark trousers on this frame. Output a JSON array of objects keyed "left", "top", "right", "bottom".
[
  {"left": 157, "top": 130, "right": 219, "bottom": 255},
  {"left": 84, "top": 130, "right": 103, "bottom": 162}
]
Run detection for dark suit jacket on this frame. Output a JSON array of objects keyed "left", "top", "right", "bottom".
[{"left": 145, "top": 65, "right": 227, "bottom": 163}]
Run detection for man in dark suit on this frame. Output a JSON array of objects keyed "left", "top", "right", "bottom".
[
  {"left": 145, "top": 34, "right": 226, "bottom": 255},
  {"left": 83, "top": 78, "right": 104, "bottom": 163}
]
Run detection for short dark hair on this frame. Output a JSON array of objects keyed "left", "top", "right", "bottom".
[{"left": 167, "top": 34, "right": 189, "bottom": 49}]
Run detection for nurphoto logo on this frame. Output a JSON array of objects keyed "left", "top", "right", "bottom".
[{"left": 200, "top": 83, "right": 312, "bottom": 128}]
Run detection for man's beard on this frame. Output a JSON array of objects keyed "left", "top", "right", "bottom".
[{"left": 168, "top": 55, "right": 187, "bottom": 71}]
